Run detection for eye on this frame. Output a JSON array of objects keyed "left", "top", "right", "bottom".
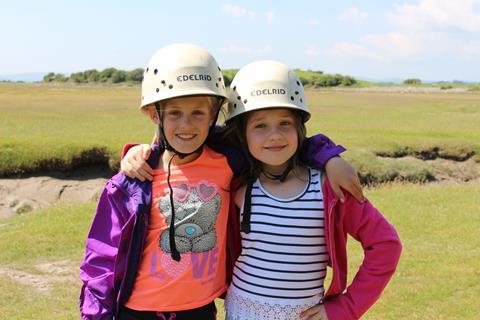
[
  {"left": 254, "top": 123, "right": 266, "bottom": 129},
  {"left": 280, "top": 120, "right": 292, "bottom": 126},
  {"left": 192, "top": 110, "right": 206, "bottom": 116},
  {"left": 166, "top": 110, "right": 181, "bottom": 117}
]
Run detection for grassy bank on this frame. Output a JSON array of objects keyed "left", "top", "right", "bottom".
[
  {"left": 1, "top": 83, "right": 479, "bottom": 182},
  {"left": 0, "top": 182, "right": 479, "bottom": 319}
]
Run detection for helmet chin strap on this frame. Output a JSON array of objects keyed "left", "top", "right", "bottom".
[
  {"left": 154, "top": 101, "right": 221, "bottom": 262},
  {"left": 261, "top": 160, "right": 294, "bottom": 182},
  {"left": 241, "top": 159, "right": 295, "bottom": 234}
]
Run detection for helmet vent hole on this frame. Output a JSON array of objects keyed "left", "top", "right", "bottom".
[
  {"left": 218, "top": 67, "right": 221, "bottom": 71},
  {"left": 161, "top": 80, "right": 166, "bottom": 86},
  {"left": 243, "top": 99, "right": 247, "bottom": 104},
  {"left": 218, "top": 77, "right": 222, "bottom": 82},
  {"left": 216, "top": 83, "right": 219, "bottom": 88},
  {"left": 154, "top": 69, "right": 158, "bottom": 75},
  {"left": 169, "top": 84, "right": 173, "bottom": 89},
  {"left": 234, "top": 103, "right": 237, "bottom": 108},
  {"left": 237, "top": 96, "right": 241, "bottom": 100},
  {"left": 146, "top": 67, "right": 149, "bottom": 73},
  {"left": 156, "top": 88, "right": 159, "bottom": 92},
  {"left": 233, "top": 86, "right": 236, "bottom": 91},
  {"left": 295, "top": 91, "right": 299, "bottom": 95},
  {"left": 300, "top": 98, "right": 303, "bottom": 103},
  {"left": 290, "top": 96, "right": 294, "bottom": 101},
  {"left": 296, "top": 80, "right": 300, "bottom": 86}
]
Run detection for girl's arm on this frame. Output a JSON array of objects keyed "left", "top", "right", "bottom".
[
  {"left": 120, "top": 133, "right": 365, "bottom": 204},
  {"left": 121, "top": 144, "right": 154, "bottom": 181},
  {"left": 302, "top": 134, "right": 364, "bottom": 203},
  {"left": 80, "top": 180, "right": 128, "bottom": 319},
  {"left": 324, "top": 195, "right": 402, "bottom": 320}
]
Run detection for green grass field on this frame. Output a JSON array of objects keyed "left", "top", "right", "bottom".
[
  {"left": 1, "top": 83, "right": 479, "bottom": 318},
  {"left": 0, "top": 182, "right": 479, "bottom": 319},
  {"left": 1, "top": 83, "right": 479, "bottom": 182}
]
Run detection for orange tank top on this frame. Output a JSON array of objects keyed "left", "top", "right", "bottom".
[{"left": 125, "top": 147, "right": 233, "bottom": 311}]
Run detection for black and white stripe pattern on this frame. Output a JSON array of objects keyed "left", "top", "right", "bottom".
[{"left": 232, "top": 169, "right": 328, "bottom": 301}]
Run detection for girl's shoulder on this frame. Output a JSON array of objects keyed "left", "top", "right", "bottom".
[{"left": 234, "top": 184, "right": 246, "bottom": 209}]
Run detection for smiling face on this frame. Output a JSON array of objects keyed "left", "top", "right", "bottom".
[
  {"left": 148, "top": 96, "right": 217, "bottom": 155},
  {"left": 245, "top": 108, "right": 299, "bottom": 174}
]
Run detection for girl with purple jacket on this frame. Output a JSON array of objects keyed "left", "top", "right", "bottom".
[{"left": 81, "top": 43, "right": 363, "bottom": 320}]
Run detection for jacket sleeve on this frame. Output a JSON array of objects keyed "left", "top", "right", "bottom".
[
  {"left": 300, "top": 134, "right": 346, "bottom": 168},
  {"left": 79, "top": 181, "right": 129, "bottom": 320},
  {"left": 324, "top": 197, "right": 402, "bottom": 320}
]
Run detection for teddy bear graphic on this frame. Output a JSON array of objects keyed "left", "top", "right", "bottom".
[{"left": 159, "top": 181, "right": 221, "bottom": 254}]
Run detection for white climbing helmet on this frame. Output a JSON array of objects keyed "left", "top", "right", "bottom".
[
  {"left": 140, "top": 43, "right": 228, "bottom": 109},
  {"left": 226, "top": 60, "right": 310, "bottom": 122}
]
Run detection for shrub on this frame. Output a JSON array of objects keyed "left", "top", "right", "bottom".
[{"left": 404, "top": 78, "right": 422, "bottom": 85}]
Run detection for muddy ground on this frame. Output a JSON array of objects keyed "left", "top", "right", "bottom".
[{"left": 0, "top": 166, "right": 111, "bottom": 220}]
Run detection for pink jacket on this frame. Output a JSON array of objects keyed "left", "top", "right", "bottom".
[{"left": 226, "top": 177, "right": 402, "bottom": 320}]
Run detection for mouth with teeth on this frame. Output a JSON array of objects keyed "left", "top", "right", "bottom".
[
  {"left": 264, "top": 145, "right": 287, "bottom": 152},
  {"left": 176, "top": 133, "right": 197, "bottom": 141}
]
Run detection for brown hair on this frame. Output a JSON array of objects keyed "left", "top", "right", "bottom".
[{"left": 222, "top": 108, "right": 307, "bottom": 184}]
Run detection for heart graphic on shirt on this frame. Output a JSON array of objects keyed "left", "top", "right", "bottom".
[
  {"left": 197, "top": 181, "right": 217, "bottom": 202},
  {"left": 172, "top": 183, "right": 190, "bottom": 202},
  {"left": 161, "top": 252, "right": 191, "bottom": 278}
]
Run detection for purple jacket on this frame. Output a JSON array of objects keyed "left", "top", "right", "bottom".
[{"left": 79, "top": 135, "right": 344, "bottom": 319}]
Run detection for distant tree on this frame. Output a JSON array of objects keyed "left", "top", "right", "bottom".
[
  {"left": 99, "top": 68, "right": 117, "bottom": 82},
  {"left": 54, "top": 73, "right": 68, "bottom": 82},
  {"left": 127, "top": 68, "right": 144, "bottom": 82},
  {"left": 341, "top": 76, "right": 357, "bottom": 86},
  {"left": 84, "top": 69, "right": 100, "bottom": 82},
  {"left": 404, "top": 78, "right": 422, "bottom": 85},
  {"left": 111, "top": 70, "right": 127, "bottom": 83},
  {"left": 222, "top": 69, "right": 238, "bottom": 86},
  {"left": 43, "top": 72, "right": 56, "bottom": 82},
  {"left": 69, "top": 72, "right": 87, "bottom": 83}
]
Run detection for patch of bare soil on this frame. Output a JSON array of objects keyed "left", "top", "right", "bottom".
[
  {"left": 426, "top": 158, "right": 480, "bottom": 182},
  {"left": 0, "top": 167, "right": 110, "bottom": 220},
  {"left": 0, "top": 260, "right": 79, "bottom": 293},
  {"left": 1, "top": 155, "right": 478, "bottom": 221}
]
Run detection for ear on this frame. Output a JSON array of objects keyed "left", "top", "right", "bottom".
[{"left": 145, "top": 107, "right": 160, "bottom": 124}]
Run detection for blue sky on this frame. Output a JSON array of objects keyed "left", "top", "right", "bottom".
[{"left": 1, "top": 0, "right": 480, "bottom": 81}]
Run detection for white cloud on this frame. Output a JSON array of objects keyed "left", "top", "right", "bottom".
[
  {"left": 338, "top": 7, "right": 368, "bottom": 22},
  {"left": 389, "top": 0, "right": 480, "bottom": 32},
  {"left": 308, "top": 1, "right": 480, "bottom": 64},
  {"left": 363, "top": 32, "right": 422, "bottom": 59},
  {"left": 308, "top": 29, "right": 480, "bottom": 64},
  {"left": 223, "top": 4, "right": 256, "bottom": 18},
  {"left": 266, "top": 11, "right": 274, "bottom": 24}
]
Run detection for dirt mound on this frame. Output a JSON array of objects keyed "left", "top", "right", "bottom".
[{"left": 0, "top": 167, "right": 110, "bottom": 220}]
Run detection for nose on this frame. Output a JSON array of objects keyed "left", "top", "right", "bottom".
[
  {"left": 268, "top": 125, "right": 284, "bottom": 140},
  {"left": 178, "top": 114, "right": 194, "bottom": 127}
]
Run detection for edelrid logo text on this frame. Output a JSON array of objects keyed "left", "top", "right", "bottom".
[
  {"left": 176, "top": 74, "right": 212, "bottom": 82},
  {"left": 251, "top": 88, "right": 286, "bottom": 96}
]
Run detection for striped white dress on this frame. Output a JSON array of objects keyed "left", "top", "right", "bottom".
[{"left": 225, "top": 168, "right": 328, "bottom": 320}]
